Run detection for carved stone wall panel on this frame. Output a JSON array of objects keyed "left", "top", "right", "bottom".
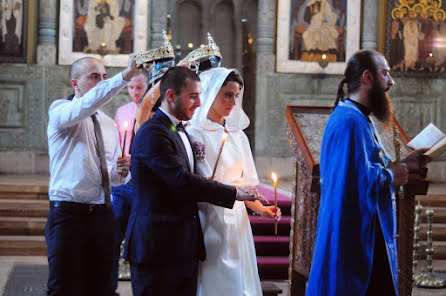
[
  {"left": 392, "top": 97, "right": 439, "bottom": 139},
  {"left": 0, "top": 84, "right": 25, "bottom": 128},
  {"left": 45, "top": 66, "right": 126, "bottom": 120},
  {"left": 256, "top": 73, "right": 342, "bottom": 159},
  {"left": 0, "top": 65, "right": 46, "bottom": 150}
]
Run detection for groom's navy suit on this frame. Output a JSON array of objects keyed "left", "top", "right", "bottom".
[{"left": 125, "top": 109, "right": 237, "bottom": 296}]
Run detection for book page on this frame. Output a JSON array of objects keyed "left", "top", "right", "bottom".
[
  {"left": 407, "top": 123, "right": 445, "bottom": 149},
  {"left": 425, "top": 137, "right": 446, "bottom": 158}
]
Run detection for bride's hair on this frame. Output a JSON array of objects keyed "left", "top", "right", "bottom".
[{"left": 222, "top": 71, "right": 243, "bottom": 89}]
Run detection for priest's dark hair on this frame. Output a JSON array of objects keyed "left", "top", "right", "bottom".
[
  {"left": 334, "top": 50, "right": 381, "bottom": 107},
  {"left": 159, "top": 66, "right": 200, "bottom": 102}
]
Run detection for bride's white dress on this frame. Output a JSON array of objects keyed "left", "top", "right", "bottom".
[{"left": 188, "top": 120, "right": 262, "bottom": 296}]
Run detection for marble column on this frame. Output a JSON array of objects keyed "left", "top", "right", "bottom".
[
  {"left": 361, "top": 0, "right": 379, "bottom": 50},
  {"left": 254, "top": 0, "right": 276, "bottom": 157},
  {"left": 37, "top": 0, "right": 57, "bottom": 65},
  {"left": 150, "top": 0, "right": 168, "bottom": 48},
  {"left": 256, "top": 0, "right": 275, "bottom": 72}
]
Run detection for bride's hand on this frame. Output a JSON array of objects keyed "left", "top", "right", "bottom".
[{"left": 259, "top": 206, "right": 281, "bottom": 221}]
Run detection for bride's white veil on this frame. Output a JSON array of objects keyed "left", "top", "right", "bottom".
[{"left": 190, "top": 67, "right": 250, "bottom": 131}]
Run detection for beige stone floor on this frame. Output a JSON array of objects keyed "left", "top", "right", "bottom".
[{"left": 0, "top": 256, "right": 445, "bottom": 295}]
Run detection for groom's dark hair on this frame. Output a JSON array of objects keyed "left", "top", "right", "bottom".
[{"left": 159, "top": 67, "right": 200, "bottom": 102}]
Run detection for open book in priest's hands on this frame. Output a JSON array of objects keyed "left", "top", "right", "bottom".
[{"left": 407, "top": 123, "right": 446, "bottom": 159}]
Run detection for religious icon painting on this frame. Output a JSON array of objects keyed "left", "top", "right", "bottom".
[
  {"left": 0, "top": 0, "right": 28, "bottom": 63},
  {"left": 59, "top": 0, "right": 149, "bottom": 67},
  {"left": 385, "top": 0, "right": 446, "bottom": 76},
  {"left": 276, "top": 0, "right": 360, "bottom": 74}
]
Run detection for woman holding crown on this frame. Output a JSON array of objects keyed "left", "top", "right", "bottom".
[{"left": 188, "top": 67, "right": 281, "bottom": 296}]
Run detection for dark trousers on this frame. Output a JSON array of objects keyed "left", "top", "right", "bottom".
[
  {"left": 130, "top": 261, "right": 198, "bottom": 296},
  {"left": 45, "top": 202, "right": 118, "bottom": 296},
  {"left": 111, "top": 183, "right": 133, "bottom": 292},
  {"left": 365, "top": 220, "right": 396, "bottom": 296}
]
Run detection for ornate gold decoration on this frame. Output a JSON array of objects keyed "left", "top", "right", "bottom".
[
  {"left": 393, "top": 125, "right": 404, "bottom": 200},
  {"left": 186, "top": 33, "right": 222, "bottom": 69},
  {"left": 135, "top": 31, "right": 175, "bottom": 68}
]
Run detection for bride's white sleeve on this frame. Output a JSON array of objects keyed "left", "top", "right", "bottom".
[
  {"left": 188, "top": 127, "right": 213, "bottom": 178},
  {"left": 240, "top": 132, "right": 259, "bottom": 186}
]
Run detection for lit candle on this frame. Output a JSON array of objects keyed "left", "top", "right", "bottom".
[
  {"left": 322, "top": 54, "right": 327, "bottom": 60},
  {"left": 211, "top": 132, "right": 228, "bottom": 179},
  {"left": 120, "top": 120, "right": 129, "bottom": 183},
  {"left": 122, "top": 120, "right": 129, "bottom": 158},
  {"left": 272, "top": 172, "right": 278, "bottom": 235}
]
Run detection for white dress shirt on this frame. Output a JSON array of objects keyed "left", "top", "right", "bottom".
[
  {"left": 47, "top": 73, "right": 127, "bottom": 204},
  {"left": 159, "top": 107, "right": 194, "bottom": 172}
]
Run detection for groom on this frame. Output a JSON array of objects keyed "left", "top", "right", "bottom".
[{"left": 126, "top": 67, "right": 263, "bottom": 296}]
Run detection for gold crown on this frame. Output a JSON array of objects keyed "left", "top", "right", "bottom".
[
  {"left": 186, "top": 33, "right": 222, "bottom": 67},
  {"left": 135, "top": 31, "right": 175, "bottom": 68}
]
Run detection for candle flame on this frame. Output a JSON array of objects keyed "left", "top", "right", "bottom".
[
  {"left": 429, "top": 52, "right": 433, "bottom": 57},
  {"left": 123, "top": 121, "right": 129, "bottom": 129},
  {"left": 222, "top": 133, "right": 228, "bottom": 140},
  {"left": 322, "top": 54, "right": 327, "bottom": 60},
  {"left": 271, "top": 172, "right": 277, "bottom": 182}
]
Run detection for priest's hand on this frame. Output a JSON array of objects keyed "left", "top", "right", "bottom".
[
  {"left": 236, "top": 186, "right": 269, "bottom": 204},
  {"left": 117, "top": 155, "right": 131, "bottom": 177},
  {"left": 401, "top": 147, "right": 431, "bottom": 172},
  {"left": 387, "top": 161, "right": 408, "bottom": 186}
]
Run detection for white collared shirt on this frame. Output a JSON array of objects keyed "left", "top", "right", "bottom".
[
  {"left": 47, "top": 73, "right": 127, "bottom": 204},
  {"left": 159, "top": 107, "right": 194, "bottom": 172}
]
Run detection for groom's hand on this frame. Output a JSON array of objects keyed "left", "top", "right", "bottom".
[{"left": 235, "top": 186, "right": 269, "bottom": 204}]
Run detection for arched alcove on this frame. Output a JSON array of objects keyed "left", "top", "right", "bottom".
[
  {"left": 212, "top": 0, "right": 235, "bottom": 67},
  {"left": 174, "top": 0, "right": 202, "bottom": 58}
]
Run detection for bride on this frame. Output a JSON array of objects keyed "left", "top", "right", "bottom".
[{"left": 188, "top": 67, "right": 280, "bottom": 296}]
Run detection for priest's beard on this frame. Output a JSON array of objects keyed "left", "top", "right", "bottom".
[{"left": 368, "top": 81, "right": 394, "bottom": 130}]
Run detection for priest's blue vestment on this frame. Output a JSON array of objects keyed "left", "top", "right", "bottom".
[{"left": 306, "top": 100, "right": 398, "bottom": 295}]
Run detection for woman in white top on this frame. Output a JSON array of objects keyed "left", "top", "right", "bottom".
[{"left": 188, "top": 67, "right": 280, "bottom": 296}]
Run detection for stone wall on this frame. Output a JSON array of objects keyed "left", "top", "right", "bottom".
[
  {"left": 254, "top": 0, "right": 446, "bottom": 183},
  {"left": 0, "top": 63, "right": 129, "bottom": 174},
  {"left": 0, "top": 0, "right": 445, "bottom": 182}
]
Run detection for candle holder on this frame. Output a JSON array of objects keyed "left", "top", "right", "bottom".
[
  {"left": 97, "top": 42, "right": 110, "bottom": 57},
  {"left": 118, "top": 240, "right": 131, "bottom": 280},
  {"left": 412, "top": 202, "right": 422, "bottom": 281},
  {"left": 426, "top": 52, "right": 436, "bottom": 72},
  {"left": 318, "top": 54, "right": 329, "bottom": 69},
  {"left": 414, "top": 208, "right": 446, "bottom": 288}
]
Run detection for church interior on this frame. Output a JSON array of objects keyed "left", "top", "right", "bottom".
[{"left": 0, "top": 0, "right": 446, "bottom": 295}]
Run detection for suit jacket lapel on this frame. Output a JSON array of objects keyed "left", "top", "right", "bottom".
[
  {"left": 155, "top": 110, "right": 192, "bottom": 172},
  {"left": 184, "top": 130, "right": 197, "bottom": 173}
]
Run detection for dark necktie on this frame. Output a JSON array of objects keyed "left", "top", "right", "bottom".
[
  {"left": 176, "top": 122, "right": 185, "bottom": 132},
  {"left": 91, "top": 114, "right": 111, "bottom": 206}
]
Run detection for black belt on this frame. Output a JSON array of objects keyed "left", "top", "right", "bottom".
[{"left": 50, "top": 201, "right": 109, "bottom": 213}]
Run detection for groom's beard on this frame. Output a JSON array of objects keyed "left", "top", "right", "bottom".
[{"left": 368, "top": 81, "right": 394, "bottom": 130}]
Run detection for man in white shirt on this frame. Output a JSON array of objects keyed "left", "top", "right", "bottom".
[{"left": 45, "top": 54, "right": 140, "bottom": 296}]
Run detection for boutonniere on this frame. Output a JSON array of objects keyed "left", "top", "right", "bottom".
[{"left": 192, "top": 141, "right": 206, "bottom": 162}]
